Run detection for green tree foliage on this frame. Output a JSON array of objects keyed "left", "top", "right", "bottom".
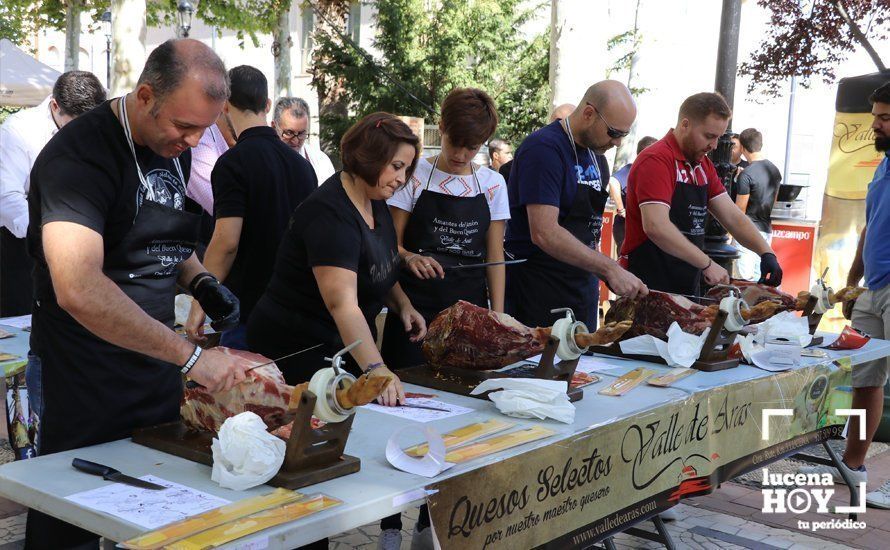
[
  {"left": 0, "top": 0, "right": 108, "bottom": 47},
  {"left": 147, "top": 0, "right": 284, "bottom": 46},
  {"left": 310, "top": 0, "right": 549, "bottom": 159}
]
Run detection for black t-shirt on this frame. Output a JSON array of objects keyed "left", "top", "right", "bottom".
[
  {"left": 499, "top": 159, "right": 513, "bottom": 185},
  {"left": 735, "top": 159, "right": 782, "bottom": 233},
  {"left": 211, "top": 126, "right": 317, "bottom": 318},
  {"left": 28, "top": 100, "right": 193, "bottom": 303},
  {"left": 255, "top": 173, "right": 401, "bottom": 344}
]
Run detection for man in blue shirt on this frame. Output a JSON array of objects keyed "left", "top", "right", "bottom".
[
  {"left": 505, "top": 81, "right": 647, "bottom": 330},
  {"left": 803, "top": 82, "right": 890, "bottom": 508}
]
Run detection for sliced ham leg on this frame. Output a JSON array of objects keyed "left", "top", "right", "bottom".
[
  {"left": 421, "top": 301, "right": 631, "bottom": 370},
  {"left": 181, "top": 348, "right": 390, "bottom": 433}
]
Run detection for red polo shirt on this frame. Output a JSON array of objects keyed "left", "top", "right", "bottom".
[{"left": 619, "top": 130, "right": 726, "bottom": 259}]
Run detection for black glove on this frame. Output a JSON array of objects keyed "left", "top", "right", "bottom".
[
  {"left": 758, "top": 253, "right": 783, "bottom": 287},
  {"left": 190, "top": 272, "right": 240, "bottom": 332}
]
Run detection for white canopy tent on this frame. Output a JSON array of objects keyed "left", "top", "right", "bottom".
[{"left": 0, "top": 39, "right": 60, "bottom": 107}]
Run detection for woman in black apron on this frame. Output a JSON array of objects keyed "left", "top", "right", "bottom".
[
  {"left": 625, "top": 160, "right": 709, "bottom": 296},
  {"left": 507, "top": 116, "right": 611, "bottom": 330},
  {"left": 381, "top": 157, "right": 493, "bottom": 366},
  {"left": 27, "top": 95, "right": 200, "bottom": 548},
  {"left": 381, "top": 88, "right": 504, "bottom": 370}
]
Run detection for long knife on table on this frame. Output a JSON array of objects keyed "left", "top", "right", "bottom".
[
  {"left": 445, "top": 258, "right": 527, "bottom": 270},
  {"left": 185, "top": 343, "right": 324, "bottom": 389},
  {"left": 72, "top": 458, "right": 166, "bottom": 490}
]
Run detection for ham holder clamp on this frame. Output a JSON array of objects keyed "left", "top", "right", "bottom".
[
  {"left": 591, "top": 286, "right": 749, "bottom": 372},
  {"left": 704, "top": 276, "right": 866, "bottom": 348},
  {"left": 133, "top": 342, "right": 386, "bottom": 490},
  {"left": 399, "top": 302, "right": 631, "bottom": 402}
]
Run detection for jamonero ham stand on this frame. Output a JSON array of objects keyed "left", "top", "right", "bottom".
[
  {"left": 134, "top": 342, "right": 366, "bottom": 490},
  {"left": 591, "top": 286, "right": 748, "bottom": 372},
  {"left": 399, "top": 308, "right": 589, "bottom": 402},
  {"left": 800, "top": 274, "right": 834, "bottom": 347}
]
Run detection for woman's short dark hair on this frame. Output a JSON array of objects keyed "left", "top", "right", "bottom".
[
  {"left": 440, "top": 87, "right": 498, "bottom": 148},
  {"left": 341, "top": 113, "right": 421, "bottom": 187}
]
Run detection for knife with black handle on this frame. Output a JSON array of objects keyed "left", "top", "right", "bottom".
[{"left": 72, "top": 458, "right": 166, "bottom": 491}]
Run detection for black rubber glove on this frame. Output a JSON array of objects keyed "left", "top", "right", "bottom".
[
  {"left": 189, "top": 272, "right": 240, "bottom": 332},
  {"left": 758, "top": 252, "right": 783, "bottom": 287}
]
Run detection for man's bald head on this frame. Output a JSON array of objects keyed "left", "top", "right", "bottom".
[
  {"left": 549, "top": 103, "right": 576, "bottom": 123},
  {"left": 567, "top": 80, "right": 636, "bottom": 154},
  {"left": 137, "top": 39, "right": 229, "bottom": 109},
  {"left": 579, "top": 80, "right": 635, "bottom": 120}
]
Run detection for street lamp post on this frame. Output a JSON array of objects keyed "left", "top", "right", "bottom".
[
  {"left": 177, "top": 0, "right": 194, "bottom": 38},
  {"left": 101, "top": 10, "right": 112, "bottom": 88}
]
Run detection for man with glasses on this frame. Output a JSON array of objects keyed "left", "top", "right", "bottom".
[
  {"left": 620, "top": 92, "right": 782, "bottom": 295},
  {"left": 505, "top": 80, "right": 647, "bottom": 330},
  {"left": 488, "top": 138, "right": 513, "bottom": 172},
  {"left": 271, "top": 97, "right": 335, "bottom": 183}
]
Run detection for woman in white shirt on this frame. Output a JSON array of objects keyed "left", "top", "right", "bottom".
[
  {"left": 378, "top": 86, "right": 509, "bottom": 550},
  {"left": 382, "top": 87, "right": 509, "bottom": 369}
]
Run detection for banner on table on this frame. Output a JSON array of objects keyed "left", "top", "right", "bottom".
[{"left": 427, "top": 362, "right": 852, "bottom": 549}]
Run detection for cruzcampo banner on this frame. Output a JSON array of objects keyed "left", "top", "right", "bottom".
[{"left": 426, "top": 360, "right": 853, "bottom": 549}]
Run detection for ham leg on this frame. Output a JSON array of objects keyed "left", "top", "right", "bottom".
[{"left": 421, "top": 301, "right": 631, "bottom": 370}]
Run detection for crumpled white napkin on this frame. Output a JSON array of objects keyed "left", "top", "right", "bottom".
[
  {"left": 737, "top": 333, "right": 761, "bottom": 363},
  {"left": 471, "top": 378, "right": 575, "bottom": 424},
  {"left": 211, "top": 412, "right": 285, "bottom": 491},
  {"left": 619, "top": 322, "right": 709, "bottom": 368},
  {"left": 753, "top": 310, "right": 812, "bottom": 347}
]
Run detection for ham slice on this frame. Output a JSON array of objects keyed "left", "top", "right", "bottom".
[{"left": 422, "top": 301, "right": 630, "bottom": 370}]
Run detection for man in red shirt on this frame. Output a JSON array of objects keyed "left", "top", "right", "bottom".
[{"left": 619, "top": 93, "right": 782, "bottom": 295}]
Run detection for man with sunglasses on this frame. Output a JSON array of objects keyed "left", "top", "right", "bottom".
[
  {"left": 620, "top": 92, "right": 782, "bottom": 295},
  {"left": 505, "top": 80, "right": 647, "bottom": 330},
  {"left": 271, "top": 97, "right": 335, "bottom": 184}
]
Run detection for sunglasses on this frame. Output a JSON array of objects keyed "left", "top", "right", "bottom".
[
  {"left": 280, "top": 129, "right": 309, "bottom": 140},
  {"left": 587, "top": 102, "right": 629, "bottom": 139}
]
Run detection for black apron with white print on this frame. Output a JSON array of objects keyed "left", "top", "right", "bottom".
[
  {"left": 507, "top": 119, "right": 607, "bottom": 329},
  {"left": 382, "top": 158, "right": 491, "bottom": 368},
  {"left": 627, "top": 160, "right": 709, "bottom": 295},
  {"left": 34, "top": 96, "right": 199, "bottom": 455}
]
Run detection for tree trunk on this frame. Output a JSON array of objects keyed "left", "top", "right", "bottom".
[
  {"left": 549, "top": 0, "right": 608, "bottom": 109},
  {"left": 110, "top": 0, "right": 147, "bottom": 96},
  {"left": 613, "top": 0, "right": 642, "bottom": 169},
  {"left": 829, "top": 0, "right": 886, "bottom": 71},
  {"left": 64, "top": 0, "right": 83, "bottom": 71},
  {"left": 272, "top": 4, "right": 293, "bottom": 99},
  {"left": 310, "top": 0, "right": 351, "bottom": 163}
]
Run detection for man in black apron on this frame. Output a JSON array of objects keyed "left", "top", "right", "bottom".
[
  {"left": 620, "top": 92, "right": 783, "bottom": 296},
  {"left": 25, "top": 40, "right": 254, "bottom": 549},
  {"left": 505, "top": 81, "right": 648, "bottom": 330}
]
